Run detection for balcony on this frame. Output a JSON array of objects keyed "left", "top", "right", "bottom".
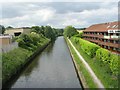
[
  {"left": 111, "top": 35, "right": 120, "bottom": 39},
  {"left": 83, "top": 34, "right": 104, "bottom": 39},
  {"left": 84, "top": 38, "right": 119, "bottom": 48}
]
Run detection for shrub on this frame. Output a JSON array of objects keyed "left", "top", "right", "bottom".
[
  {"left": 74, "top": 31, "right": 83, "bottom": 38},
  {"left": 78, "top": 38, "right": 100, "bottom": 58},
  {"left": 2, "top": 48, "right": 32, "bottom": 84},
  {"left": 109, "top": 54, "right": 119, "bottom": 75},
  {"left": 96, "top": 48, "right": 119, "bottom": 75},
  {"left": 17, "top": 32, "right": 49, "bottom": 51},
  {"left": 96, "top": 48, "right": 111, "bottom": 64}
]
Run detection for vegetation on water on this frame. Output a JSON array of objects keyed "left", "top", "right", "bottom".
[{"left": 70, "top": 36, "right": 119, "bottom": 88}]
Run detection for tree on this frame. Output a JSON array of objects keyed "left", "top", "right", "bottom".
[
  {"left": 0, "top": 25, "right": 5, "bottom": 34},
  {"left": 6, "top": 26, "right": 13, "bottom": 29},
  {"left": 63, "top": 26, "right": 78, "bottom": 38},
  {"left": 44, "top": 26, "right": 56, "bottom": 41},
  {"left": 31, "top": 26, "right": 42, "bottom": 34}
]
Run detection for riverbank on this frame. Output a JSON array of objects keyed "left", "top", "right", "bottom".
[
  {"left": 65, "top": 37, "right": 97, "bottom": 89},
  {"left": 67, "top": 36, "right": 119, "bottom": 89},
  {"left": 2, "top": 38, "right": 50, "bottom": 87}
]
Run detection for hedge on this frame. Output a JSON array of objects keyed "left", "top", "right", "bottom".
[
  {"left": 71, "top": 37, "right": 100, "bottom": 58},
  {"left": 2, "top": 48, "right": 32, "bottom": 84},
  {"left": 96, "top": 48, "right": 119, "bottom": 75},
  {"left": 96, "top": 48, "right": 111, "bottom": 64},
  {"left": 71, "top": 36, "right": 119, "bottom": 76}
]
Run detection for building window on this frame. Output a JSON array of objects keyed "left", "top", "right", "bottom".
[
  {"left": 104, "top": 33, "right": 107, "bottom": 35},
  {"left": 113, "top": 40, "right": 116, "bottom": 44},
  {"left": 104, "top": 46, "right": 107, "bottom": 48},
  {"left": 108, "top": 46, "right": 110, "bottom": 49},
  {"left": 117, "top": 48, "right": 120, "bottom": 52},
  {"left": 104, "top": 39, "right": 106, "bottom": 42},
  {"left": 113, "top": 47, "right": 117, "bottom": 51}
]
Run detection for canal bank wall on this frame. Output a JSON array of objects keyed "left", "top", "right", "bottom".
[
  {"left": 3, "top": 40, "right": 51, "bottom": 88},
  {"left": 64, "top": 37, "right": 86, "bottom": 89}
]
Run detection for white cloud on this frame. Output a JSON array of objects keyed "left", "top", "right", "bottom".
[
  {"left": 0, "top": 2, "right": 118, "bottom": 28},
  {"left": 1, "top": 8, "right": 56, "bottom": 27}
]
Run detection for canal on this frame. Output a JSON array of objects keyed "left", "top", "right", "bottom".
[{"left": 7, "top": 36, "right": 81, "bottom": 88}]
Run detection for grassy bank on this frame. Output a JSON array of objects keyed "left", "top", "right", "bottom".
[
  {"left": 65, "top": 37, "right": 97, "bottom": 88},
  {"left": 2, "top": 36, "right": 50, "bottom": 85},
  {"left": 70, "top": 36, "right": 118, "bottom": 88}
]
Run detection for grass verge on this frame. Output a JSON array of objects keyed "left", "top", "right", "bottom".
[
  {"left": 70, "top": 36, "right": 118, "bottom": 89},
  {"left": 65, "top": 38, "right": 98, "bottom": 89}
]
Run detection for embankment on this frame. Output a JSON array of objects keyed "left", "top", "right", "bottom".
[{"left": 2, "top": 39, "right": 50, "bottom": 87}]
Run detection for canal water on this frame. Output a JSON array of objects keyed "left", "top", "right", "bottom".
[{"left": 8, "top": 36, "right": 81, "bottom": 88}]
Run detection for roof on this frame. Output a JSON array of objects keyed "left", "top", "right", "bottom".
[
  {"left": 84, "top": 21, "right": 120, "bottom": 32},
  {"left": 6, "top": 27, "right": 31, "bottom": 30}
]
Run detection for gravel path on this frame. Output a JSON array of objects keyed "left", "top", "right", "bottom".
[{"left": 68, "top": 38, "right": 105, "bottom": 89}]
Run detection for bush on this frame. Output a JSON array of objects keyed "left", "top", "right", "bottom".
[
  {"left": 71, "top": 36, "right": 119, "bottom": 76},
  {"left": 74, "top": 31, "right": 83, "bottom": 38},
  {"left": 96, "top": 48, "right": 119, "bottom": 75},
  {"left": 96, "top": 48, "right": 111, "bottom": 64},
  {"left": 73, "top": 37, "right": 100, "bottom": 58},
  {"left": 2, "top": 48, "right": 32, "bottom": 84},
  {"left": 109, "top": 54, "right": 119, "bottom": 75},
  {"left": 64, "top": 26, "right": 78, "bottom": 38},
  {"left": 17, "top": 32, "right": 49, "bottom": 51}
]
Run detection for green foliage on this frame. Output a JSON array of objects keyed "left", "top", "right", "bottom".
[
  {"left": 96, "top": 48, "right": 119, "bottom": 75},
  {"left": 44, "top": 26, "right": 56, "bottom": 41},
  {"left": 0, "top": 25, "right": 5, "bottom": 34},
  {"left": 63, "top": 26, "right": 78, "bottom": 38},
  {"left": 17, "top": 32, "right": 50, "bottom": 51},
  {"left": 73, "top": 36, "right": 119, "bottom": 76},
  {"left": 70, "top": 36, "right": 119, "bottom": 87},
  {"left": 31, "top": 25, "right": 62, "bottom": 41},
  {"left": 109, "top": 54, "right": 119, "bottom": 75},
  {"left": 96, "top": 48, "right": 111, "bottom": 64},
  {"left": 74, "top": 31, "right": 83, "bottom": 38},
  {"left": 2, "top": 48, "right": 33, "bottom": 84},
  {"left": 71, "top": 37, "right": 100, "bottom": 58},
  {"left": 6, "top": 26, "right": 14, "bottom": 29},
  {"left": 2, "top": 33, "right": 50, "bottom": 84},
  {"left": 31, "top": 26, "right": 42, "bottom": 34}
]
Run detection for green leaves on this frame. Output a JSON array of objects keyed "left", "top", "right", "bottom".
[
  {"left": 17, "top": 32, "right": 49, "bottom": 51},
  {"left": 0, "top": 25, "right": 5, "bottom": 34},
  {"left": 71, "top": 36, "right": 119, "bottom": 76},
  {"left": 96, "top": 48, "right": 119, "bottom": 76},
  {"left": 64, "top": 26, "right": 78, "bottom": 38},
  {"left": 2, "top": 48, "right": 32, "bottom": 83},
  {"left": 72, "top": 37, "right": 100, "bottom": 58}
]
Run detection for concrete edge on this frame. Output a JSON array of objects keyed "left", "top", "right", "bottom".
[{"left": 64, "top": 37, "right": 88, "bottom": 89}]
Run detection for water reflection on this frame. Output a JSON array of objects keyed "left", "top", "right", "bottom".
[{"left": 7, "top": 36, "right": 81, "bottom": 88}]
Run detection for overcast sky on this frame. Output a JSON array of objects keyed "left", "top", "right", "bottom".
[{"left": 0, "top": 1, "right": 118, "bottom": 28}]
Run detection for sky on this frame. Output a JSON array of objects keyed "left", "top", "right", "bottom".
[{"left": 0, "top": 1, "right": 119, "bottom": 28}]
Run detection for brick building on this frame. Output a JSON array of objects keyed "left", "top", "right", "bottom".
[{"left": 83, "top": 21, "right": 120, "bottom": 54}]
